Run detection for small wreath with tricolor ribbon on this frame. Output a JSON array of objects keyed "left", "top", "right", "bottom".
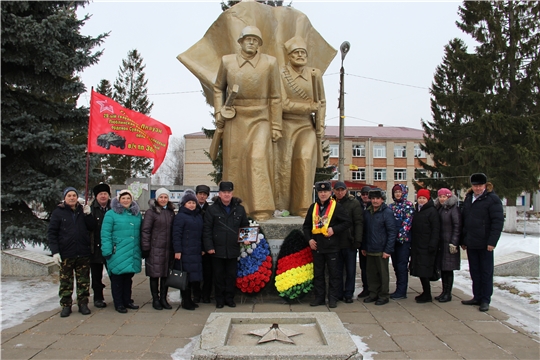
[{"left": 236, "top": 223, "right": 272, "bottom": 294}]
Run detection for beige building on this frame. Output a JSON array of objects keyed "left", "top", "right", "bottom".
[{"left": 183, "top": 125, "right": 432, "bottom": 192}]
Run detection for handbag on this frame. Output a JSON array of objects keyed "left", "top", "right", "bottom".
[
  {"left": 430, "top": 267, "right": 441, "bottom": 282},
  {"left": 165, "top": 262, "right": 188, "bottom": 290}
]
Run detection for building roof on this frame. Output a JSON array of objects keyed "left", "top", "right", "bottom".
[
  {"left": 184, "top": 125, "right": 424, "bottom": 140},
  {"left": 325, "top": 125, "right": 424, "bottom": 140}
]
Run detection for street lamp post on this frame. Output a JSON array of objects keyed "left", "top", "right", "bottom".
[{"left": 338, "top": 41, "right": 350, "bottom": 182}]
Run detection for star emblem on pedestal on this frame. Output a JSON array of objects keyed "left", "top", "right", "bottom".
[{"left": 249, "top": 323, "right": 302, "bottom": 344}]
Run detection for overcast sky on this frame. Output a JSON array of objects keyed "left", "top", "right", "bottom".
[{"left": 77, "top": 0, "right": 475, "bottom": 140}]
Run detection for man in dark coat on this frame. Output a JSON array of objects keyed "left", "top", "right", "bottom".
[
  {"left": 333, "top": 181, "right": 363, "bottom": 303},
  {"left": 303, "top": 181, "right": 351, "bottom": 308},
  {"left": 48, "top": 187, "right": 95, "bottom": 317},
  {"left": 361, "top": 188, "right": 397, "bottom": 306},
  {"left": 203, "top": 181, "right": 249, "bottom": 308},
  {"left": 357, "top": 185, "right": 372, "bottom": 298},
  {"left": 194, "top": 184, "right": 212, "bottom": 303},
  {"left": 461, "top": 173, "right": 504, "bottom": 312},
  {"left": 89, "top": 183, "right": 111, "bottom": 309}
]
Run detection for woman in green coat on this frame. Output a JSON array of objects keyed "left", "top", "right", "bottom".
[{"left": 101, "top": 189, "right": 142, "bottom": 313}]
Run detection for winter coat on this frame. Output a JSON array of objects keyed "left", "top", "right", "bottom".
[
  {"left": 101, "top": 198, "right": 142, "bottom": 275},
  {"left": 361, "top": 203, "right": 397, "bottom": 254},
  {"left": 140, "top": 199, "right": 175, "bottom": 278},
  {"left": 89, "top": 199, "right": 111, "bottom": 263},
  {"left": 388, "top": 184, "right": 414, "bottom": 243},
  {"left": 173, "top": 206, "right": 204, "bottom": 282},
  {"left": 198, "top": 201, "right": 209, "bottom": 218},
  {"left": 334, "top": 193, "right": 363, "bottom": 249},
  {"left": 410, "top": 199, "right": 440, "bottom": 278},
  {"left": 203, "top": 197, "right": 249, "bottom": 259},
  {"left": 434, "top": 195, "right": 461, "bottom": 271},
  {"left": 303, "top": 198, "right": 351, "bottom": 254},
  {"left": 48, "top": 202, "right": 95, "bottom": 259},
  {"left": 461, "top": 183, "right": 504, "bottom": 249}
]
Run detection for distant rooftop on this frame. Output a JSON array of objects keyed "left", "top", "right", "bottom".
[{"left": 185, "top": 125, "right": 424, "bottom": 140}]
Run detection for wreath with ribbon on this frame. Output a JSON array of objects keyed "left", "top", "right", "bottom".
[{"left": 236, "top": 223, "right": 272, "bottom": 294}]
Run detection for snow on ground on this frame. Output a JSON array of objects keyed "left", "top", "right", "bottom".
[{"left": 2, "top": 233, "right": 538, "bottom": 358}]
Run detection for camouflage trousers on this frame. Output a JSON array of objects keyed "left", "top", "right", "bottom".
[{"left": 59, "top": 256, "right": 91, "bottom": 307}]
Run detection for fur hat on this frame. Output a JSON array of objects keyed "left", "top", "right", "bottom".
[
  {"left": 63, "top": 187, "right": 78, "bottom": 199},
  {"left": 437, "top": 188, "right": 452, "bottom": 197},
  {"left": 417, "top": 189, "right": 431, "bottom": 200},
  {"left": 117, "top": 189, "right": 133, "bottom": 200},
  {"left": 315, "top": 181, "right": 331, "bottom": 192},
  {"left": 155, "top": 188, "right": 170, "bottom": 199},
  {"left": 470, "top": 173, "right": 487, "bottom": 185},
  {"left": 195, "top": 184, "right": 210, "bottom": 195},
  {"left": 181, "top": 189, "right": 198, "bottom": 206},
  {"left": 92, "top": 183, "right": 110, "bottom": 197},
  {"left": 219, "top": 181, "right": 234, "bottom": 191},
  {"left": 368, "top": 188, "right": 386, "bottom": 200}
]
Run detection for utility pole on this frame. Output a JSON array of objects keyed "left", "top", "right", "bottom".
[{"left": 338, "top": 41, "right": 350, "bottom": 182}]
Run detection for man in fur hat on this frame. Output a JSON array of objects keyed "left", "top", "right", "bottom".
[{"left": 461, "top": 173, "right": 504, "bottom": 312}]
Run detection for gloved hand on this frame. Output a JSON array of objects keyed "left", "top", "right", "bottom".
[
  {"left": 449, "top": 244, "right": 458, "bottom": 254},
  {"left": 52, "top": 253, "right": 62, "bottom": 266},
  {"left": 83, "top": 204, "right": 91, "bottom": 215}
]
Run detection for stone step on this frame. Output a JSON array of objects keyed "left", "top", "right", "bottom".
[
  {"left": 494, "top": 251, "right": 539, "bottom": 277},
  {"left": 1, "top": 249, "right": 58, "bottom": 276}
]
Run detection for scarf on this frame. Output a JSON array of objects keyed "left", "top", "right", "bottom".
[{"left": 311, "top": 198, "right": 337, "bottom": 236}]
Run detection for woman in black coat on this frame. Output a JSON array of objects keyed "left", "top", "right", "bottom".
[
  {"left": 141, "top": 188, "right": 176, "bottom": 310},
  {"left": 434, "top": 188, "right": 461, "bottom": 302},
  {"left": 172, "top": 189, "right": 204, "bottom": 310},
  {"left": 410, "top": 189, "right": 440, "bottom": 303}
]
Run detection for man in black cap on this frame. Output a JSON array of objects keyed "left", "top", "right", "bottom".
[
  {"left": 303, "top": 181, "right": 351, "bottom": 308},
  {"left": 357, "top": 185, "right": 372, "bottom": 298},
  {"left": 89, "top": 183, "right": 111, "bottom": 308},
  {"left": 361, "top": 188, "right": 397, "bottom": 306},
  {"left": 203, "top": 181, "right": 249, "bottom": 308},
  {"left": 461, "top": 173, "right": 504, "bottom": 312},
  {"left": 194, "top": 184, "right": 212, "bottom": 303},
  {"left": 333, "top": 181, "right": 363, "bottom": 303}
]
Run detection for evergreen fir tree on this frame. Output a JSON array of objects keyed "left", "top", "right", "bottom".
[
  {"left": 1, "top": 1, "right": 107, "bottom": 248},
  {"left": 420, "top": 1, "right": 540, "bottom": 204},
  {"left": 106, "top": 49, "right": 154, "bottom": 184}
]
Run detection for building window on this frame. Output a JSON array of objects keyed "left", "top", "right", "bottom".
[
  {"left": 329, "top": 144, "right": 339, "bottom": 158},
  {"left": 394, "top": 145, "right": 406, "bottom": 158},
  {"left": 414, "top": 144, "right": 426, "bottom": 158},
  {"left": 352, "top": 144, "right": 365, "bottom": 157},
  {"left": 352, "top": 168, "right": 366, "bottom": 181},
  {"left": 394, "top": 169, "right": 407, "bottom": 181},
  {"left": 374, "top": 168, "right": 387, "bottom": 180},
  {"left": 415, "top": 169, "right": 427, "bottom": 180},
  {"left": 373, "top": 145, "right": 386, "bottom": 158}
]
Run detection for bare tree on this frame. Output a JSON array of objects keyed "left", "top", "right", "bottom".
[{"left": 152, "top": 137, "right": 184, "bottom": 185}]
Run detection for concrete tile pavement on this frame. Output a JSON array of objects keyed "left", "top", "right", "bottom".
[{"left": 2, "top": 272, "right": 539, "bottom": 359}]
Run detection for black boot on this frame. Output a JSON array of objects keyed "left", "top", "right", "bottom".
[
  {"left": 160, "top": 277, "right": 172, "bottom": 310},
  {"left": 181, "top": 290, "right": 195, "bottom": 310},
  {"left": 434, "top": 272, "right": 446, "bottom": 301},
  {"left": 150, "top": 277, "right": 162, "bottom": 310},
  {"left": 416, "top": 277, "right": 432, "bottom": 303},
  {"left": 191, "top": 281, "right": 201, "bottom": 303},
  {"left": 438, "top": 272, "right": 453, "bottom": 303}
]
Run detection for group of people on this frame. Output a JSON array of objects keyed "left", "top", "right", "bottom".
[
  {"left": 48, "top": 182, "right": 239, "bottom": 316},
  {"left": 303, "top": 172, "right": 504, "bottom": 312}
]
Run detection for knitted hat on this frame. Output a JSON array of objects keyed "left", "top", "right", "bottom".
[
  {"left": 417, "top": 189, "right": 431, "bottom": 200},
  {"left": 155, "top": 188, "right": 170, "bottom": 199},
  {"left": 92, "top": 183, "right": 110, "bottom": 197},
  {"left": 392, "top": 184, "right": 402, "bottom": 194},
  {"left": 437, "top": 188, "right": 452, "bottom": 197},
  {"left": 117, "top": 189, "right": 133, "bottom": 200},
  {"left": 63, "top": 187, "right": 78, "bottom": 199},
  {"left": 181, "top": 189, "right": 198, "bottom": 206},
  {"left": 195, "top": 184, "right": 210, "bottom": 195},
  {"left": 470, "top": 173, "right": 487, "bottom": 185}
]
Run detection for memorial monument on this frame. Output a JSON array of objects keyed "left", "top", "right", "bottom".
[{"left": 178, "top": 0, "right": 336, "bottom": 220}]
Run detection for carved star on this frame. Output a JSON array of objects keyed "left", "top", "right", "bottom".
[
  {"left": 249, "top": 323, "right": 302, "bottom": 344},
  {"left": 96, "top": 99, "right": 114, "bottom": 113}
]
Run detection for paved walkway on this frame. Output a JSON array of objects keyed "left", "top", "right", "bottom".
[{"left": 2, "top": 272, "right": 539, "bottom": 359}]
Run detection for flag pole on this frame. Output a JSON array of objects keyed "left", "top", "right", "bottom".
[{"left": 85, "top": 87, "right": 93, "bottom": 205}]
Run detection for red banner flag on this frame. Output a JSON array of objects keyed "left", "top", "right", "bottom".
[{"left": 87, "top": 90, "right": 172, "bottom": 174}]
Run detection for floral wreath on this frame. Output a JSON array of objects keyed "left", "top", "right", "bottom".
[
  {"left": 236, "top": 221, "right": 272, "bottom": 294},
  {"left": 274, "top": 229, "right": 314, "bottom": 302}
]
